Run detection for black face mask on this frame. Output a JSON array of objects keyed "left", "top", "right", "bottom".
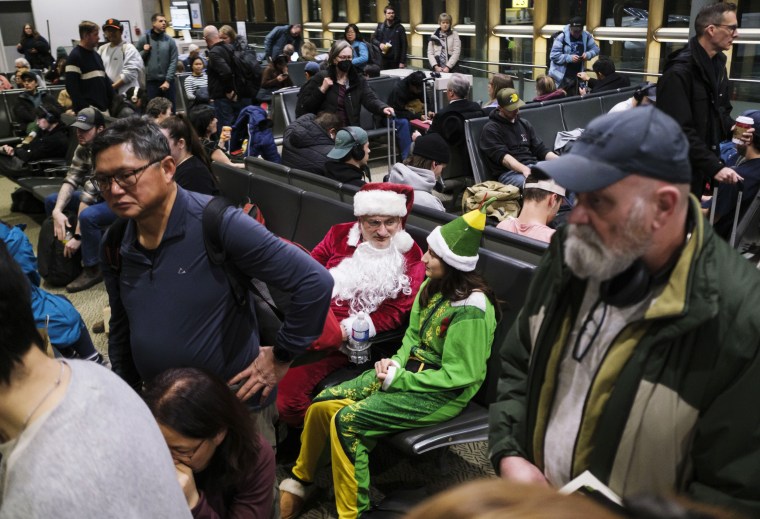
[{"left": 337, "top": 60, "right": 352, "bottom": 72}]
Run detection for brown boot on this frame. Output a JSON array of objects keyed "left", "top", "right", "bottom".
[
  {"left": 279, "top": 478, "right": 308, "bottom": 519},
  {"left": 66, "top": 266, "right": 103, "bottom": 293}
]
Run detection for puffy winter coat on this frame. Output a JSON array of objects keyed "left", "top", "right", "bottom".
[{"left": 282, "top": 114, "right": 335, "bottom": 174}]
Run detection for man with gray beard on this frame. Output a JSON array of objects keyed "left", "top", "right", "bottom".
[
  {"left": 488, "top": 106, "right": 760, "bottom": 515},
  {"left": 277, "top": 183, "right": 426, "bottom": 427}
]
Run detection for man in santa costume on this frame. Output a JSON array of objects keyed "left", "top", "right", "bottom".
[{"left": 277, "top": 182, "right": 426, "bottom": 427}]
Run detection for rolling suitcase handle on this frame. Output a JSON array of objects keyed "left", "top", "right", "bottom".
[{"left": 386, "top": 116, "right": 396, "bottom": 172}]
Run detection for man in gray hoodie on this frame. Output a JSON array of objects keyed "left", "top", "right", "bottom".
[{"left": 388, "top": 132, "right": 449, "bottom": 211}]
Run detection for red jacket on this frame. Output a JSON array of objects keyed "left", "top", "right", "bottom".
[{"left": 310, "top": 221, "right": 425, "bottom": 334}]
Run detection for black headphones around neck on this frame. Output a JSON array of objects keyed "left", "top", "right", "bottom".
[
  {"left": 598, "top": 213, "right": 693, "bottom": 307},
  {"left": 598, "top": 259, "right": 654, "bottom": 307},
  {"left": 343, "top": 126, "right": 366, "bottom": 161},
  {"left": 37, "top": 104, "right": 58, "bottom": 124}
]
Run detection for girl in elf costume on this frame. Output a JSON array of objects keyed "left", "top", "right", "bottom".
[{"left": 279, "top": 202, "right": 500, "bottom": 519}]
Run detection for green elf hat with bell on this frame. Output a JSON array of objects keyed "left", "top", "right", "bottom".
[{"left": 426, "top": 197, "right": 497, "bottom": 272}]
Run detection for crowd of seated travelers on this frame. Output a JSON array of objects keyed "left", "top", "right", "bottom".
[{"left": 4, "top": 9, "right": 760, "bottom": 519}]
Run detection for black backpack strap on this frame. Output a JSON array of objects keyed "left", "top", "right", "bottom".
[
  {"left": 201, "top": 196, "right": 284, "bottom": 317},
  {"left": 103, "top": 218, "right": 130, "bottom": 275}
]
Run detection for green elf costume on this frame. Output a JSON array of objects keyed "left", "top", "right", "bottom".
[{"left": 280, "top": 203, "right": 498, "bottom": 519}]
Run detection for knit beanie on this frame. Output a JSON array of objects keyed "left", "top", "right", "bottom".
[
  {"left": 426, "top": 198, "right": 495, "bottom": 272},
  {"left": 412, "top": 133, "right": 450, "bottom": 164}
]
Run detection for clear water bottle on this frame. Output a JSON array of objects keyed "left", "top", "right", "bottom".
[{"left": 348, "top": 312, "right": 371, "bottom": 364}]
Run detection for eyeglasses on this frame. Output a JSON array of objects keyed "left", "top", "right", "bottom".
[
  {"left": 714, "top": 24, "right": 739, "bottom": 33},
  {"left": 337, "top": 54, "right": 353, "bottom": 61},
  {"left": 170, "top": 438, "right": 206, "bottom": 462},
  {"left": 91, "top": 159, "right": 162, "bottom": 192},
  {"left": 361, "top": 217, "right": 400, "bottom": 230}
]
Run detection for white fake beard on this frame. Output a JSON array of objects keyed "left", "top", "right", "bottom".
[
  {"left": 330, "top": 240, "right": 412, "bottom": 315},
  {"left": 564, "top": 199, "right": 651, "bottom": 282}
]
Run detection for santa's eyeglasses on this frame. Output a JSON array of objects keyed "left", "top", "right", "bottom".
[{"left": 361, "top": 217, "right": 400, "bottom": 230}]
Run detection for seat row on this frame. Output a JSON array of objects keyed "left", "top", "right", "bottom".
[
  {"left": 466, "top": 86, "right": 638, "bottom": 184},
  {"left": 0, "top": 85, "right": 66, "bottom": 146},
  {"left": 211, "top": 158, "right": 538, "bottom": 457}
]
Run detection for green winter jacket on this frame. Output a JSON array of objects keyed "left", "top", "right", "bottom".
[
  {"left": 384, "top": 281, "right": 497, "bottom": 421},
  {"left": 488, "top": 198, "right": 760, "bottom": 515}
]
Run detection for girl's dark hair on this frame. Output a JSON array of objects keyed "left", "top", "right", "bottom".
[
  {"left": 143, "top": 367, "right": 260, "bottom": 495},
  {"left": 271, "top": 54, "right": 289, "bottom": 70},
  {"left": 188, "top": 105, "right": 216, "bottom": 139},
  {"left": 159, "top": 114, "right": 213, "bottom": 172},
  {"left": 190, "top": 56, "right": 205, "bottom": 72},
  {"left": 419, "top": 249, "right": 502, "bottom": 321},
  {"left": 0, "top": 238, "right": 45, "bottom": 385},
  {"left": 344, "top": 24, "right": 365, "bottom": 41}
]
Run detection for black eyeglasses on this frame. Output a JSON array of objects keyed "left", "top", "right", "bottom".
[
  {"left": 91, "top": 159, "right": 162, "bottom": 192},
  {"left": 170, "top": 438, "right": 206, "bottom": 462},
  {"left": 713, "top": 24, "right": 739, "bottom": 33}
]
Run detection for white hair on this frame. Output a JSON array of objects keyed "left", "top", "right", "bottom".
[
  {"left": 330, "top": 241, "right": 412, "bottom": 315},
  {"left": 564, "top": 197, "right": 651, "bottom": 282}
]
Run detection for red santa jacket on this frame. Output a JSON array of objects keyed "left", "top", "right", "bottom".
[{"left": 311, "top": 221, "right": 426, "bottom": 336}]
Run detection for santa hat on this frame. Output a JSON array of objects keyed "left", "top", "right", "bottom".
[
  {"left": 353, "top": 183, "right": 414, "bottom": 225},
  {"left": 427, "top": 198, "right": 496, "bottom": 272}
]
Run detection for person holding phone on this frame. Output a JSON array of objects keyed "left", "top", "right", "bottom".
[{"left": 258, "top": 54, "right": 294, "bottom": 102}]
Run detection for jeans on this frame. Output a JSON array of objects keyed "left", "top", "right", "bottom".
[
  {"left": 45, "top": 193, "right": 116, "bottom": 267},
  {"left": 79, "top": 202, "right": 117, "bottom": 267},
  {"left": 394, "top": 117, "right": 412, "bottom": 160},
  {"left": 45, "top": 191, "right": 79, "bottom": 215},
  {"left": 498, "top": 169, "right": 528, "bottom": 189},
  {"left": 147, "top": 80, "right": 176, "bottom": 111}
]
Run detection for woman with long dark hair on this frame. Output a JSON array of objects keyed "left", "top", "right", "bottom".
[
  {"left": 187, "top": 105, "right": 244, "bottom": 168},
  {"left": 17, "top": 23, "right": 52, "bottom": 70},
  {"left": 159, "top": 115, "right": 218, "bottom": 195},
  {"left": 258, "top": 54, "right": 293, "bottom": 102},
  {"left": 344, "top": 23, "right": 369, "bottom": 72},
  {"left": 144, "top": 367, "right": 275, "bottom": 518},
  {"left": 279, "top": 203, "right": 500, "bottom": 519}
]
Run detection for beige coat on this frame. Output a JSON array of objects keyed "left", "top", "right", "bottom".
[{"left": 427, "top": 29, "right": 461, "bottom": 70}]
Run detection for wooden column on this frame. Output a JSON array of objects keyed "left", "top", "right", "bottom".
[
  {"left": 254, "top": 0, "right": 266, "bottom": 23},
  {"left": 322, "top": 0, "right": 334, "bottom": 46},
  {"left": 409, "top": 0, "right": 422, "bottom": 60},
  {"left": 487, "top": 0, "right": 501, "bottom": 76},
  {"left": 646, "top": 0, "right": 665, "bottom": 81},
  {"left": 533, "top": 0, "right": 549, "bottom": 78}
]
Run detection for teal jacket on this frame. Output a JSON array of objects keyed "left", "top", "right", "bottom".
[
  {"left": 488, "top": 198, "right": 760, "bottom": 515},
  {"left": 137, "top": 30, "right": 178, "bottom": 82}
]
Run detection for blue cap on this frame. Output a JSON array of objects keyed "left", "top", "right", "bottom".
[
  {"left": 534, "top": 106, "right": 691, "bottom": 193},
  {"left": 304, "top": 61, "right": 320, "bottom": 74}
]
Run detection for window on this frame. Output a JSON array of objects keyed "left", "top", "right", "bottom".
[
  {"left": 500, "top": 37, "right": 535, "bottom": 70},
  {"left": 359, "top": 1, "right": 377, "bottom": 23},
  {"left": 307, "top": 0, "right": 321, "bottom": 21},
  {"left": 730, "top": 0, "right": 760, "bottom": 95},
  {"left": 422, "top": 0, "right": 447, "bottom": 24},
  {"left": 333, "top": 0, "right": 347, "bottom": 22},
  {"left": 546, "top": 0, "right": 587, "bottom": 26},
  {"left": 662, "top": 0, "right": 691, "bottom": 28},
  {"left": 658, "top": 42, "right": 686, "bottom": 72},
  {"left": 502, "top": 0, "right": 533, "bottom": 25},
  {"left": 597, "top": 40, "right": 645, "bottom": 72}
]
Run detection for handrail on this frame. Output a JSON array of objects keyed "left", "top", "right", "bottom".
[{"left": 406, "top": 55, "right": 547, "bottom": 70}]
